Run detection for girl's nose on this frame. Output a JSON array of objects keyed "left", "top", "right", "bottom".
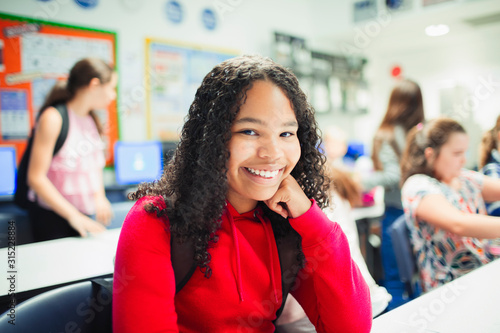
[{"left": 257, "top": 138, "right": 283, "bottom": 161}]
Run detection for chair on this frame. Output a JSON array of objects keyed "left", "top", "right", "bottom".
[
  {"left": 390, "top": 214, "right": 420, "bottom": 299},
  {"left": 0, "top": 278, "right": 113, "bottom": 333}
]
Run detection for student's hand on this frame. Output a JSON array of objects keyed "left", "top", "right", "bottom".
[
  {"left": 68, "top": 213, "right": 107, "bottom": 238},
  {"left": 95, "top": 195, "right": 113, "bottom": 226},
  {"left": 264, "top": 175, "right": 312, "bottom": 219}
]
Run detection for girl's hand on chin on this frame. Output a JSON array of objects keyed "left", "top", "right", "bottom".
[{"left": 264, "top": 175, "right": 312, "bottom": 219}]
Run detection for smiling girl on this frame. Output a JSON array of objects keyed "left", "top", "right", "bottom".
[
  {"left": 113, "top": 55, "right": 371, "bottom": 332},
  {"left": 401, "top": 118, "right": 500, "bottom": 292}
]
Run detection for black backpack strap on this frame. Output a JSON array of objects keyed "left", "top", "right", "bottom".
[
  {"left": 171, "top": 234, "right": 197, "bottom": 294},
  {"left": 53, "top": 103, "right": 69, "bottom": 155},
  {"left": 272, "top": 223, "right": 302, "bottom": 320}
]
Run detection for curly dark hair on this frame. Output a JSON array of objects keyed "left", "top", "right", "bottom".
[{"left": 130, "top": 55, "right": 330, "bottom": 278}]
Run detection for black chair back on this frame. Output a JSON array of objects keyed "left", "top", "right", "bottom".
[
  {"left": 0, "top": 278, "right": 112, "bottom": 333},
  {"left": 390, "top": 214, "right": 419, "bottom": 298}
]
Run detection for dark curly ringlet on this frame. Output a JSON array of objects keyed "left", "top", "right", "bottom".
[{"left": 130, "top": 55, "right": 330, "bottom": 278}]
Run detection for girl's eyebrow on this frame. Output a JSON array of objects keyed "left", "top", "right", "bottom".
[{"left": 234, "top": 117, "right": 298, "bottom": 128}]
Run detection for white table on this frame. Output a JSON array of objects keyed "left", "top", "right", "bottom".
[
  {"left": 0, "top": 228, "right": 120, "bottom": 297},
  {"left": 371, "top": 258, "right": 500, "bottom": 333}
]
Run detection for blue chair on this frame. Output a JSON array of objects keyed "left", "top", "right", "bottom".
[
  {"left": 390, "top": 214, "right": 420, "bottom": 299},
  {"left": 0, "top": 278, "right": 113, "bottom": 332}
]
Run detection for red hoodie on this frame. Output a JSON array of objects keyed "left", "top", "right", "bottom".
[{"left": 113, "top": 196, "right": 372, "bottom": 332}]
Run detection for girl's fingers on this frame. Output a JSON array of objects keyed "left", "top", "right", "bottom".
[
  {"left": 265, "top": 199, "right": 289, "bottom": 219},
  {"left": 265, "top": 176, "right": 311, "bottom": 219}
]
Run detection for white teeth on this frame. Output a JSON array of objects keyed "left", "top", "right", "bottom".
[{"left": 247, "top": 168, "right": 279, "bottom": 178}]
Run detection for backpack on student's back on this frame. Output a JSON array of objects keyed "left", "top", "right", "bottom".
[{"left": 14, "top": 104, "right": 69, "bottom": 210}]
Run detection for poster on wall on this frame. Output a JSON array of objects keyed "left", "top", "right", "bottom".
[
  {"left": 146, "top": 38, "right": 238, "bottom": 140},
  {"left": 0, "top": 13, "right": 118, "bottom": 165}
]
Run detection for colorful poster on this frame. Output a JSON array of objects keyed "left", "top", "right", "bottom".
[
  {"left": 0, "top": 89, "right": 29, "bottom": 140},
  {"left": 146, "top": 39, "right": 238, "bottom": 140},
  {"left": 0, "top": 13, "right": 117, "bottom": 165}
]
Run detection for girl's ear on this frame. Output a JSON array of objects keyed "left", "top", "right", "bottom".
[
  {"left": 89, "top": 77, "right": 101, "bottom": 87},
  {"left": 424, "top": 147, "right": 434, "bottom": 162},
  {"left": 496, "top": 130, "right": 500, "bottom": 145}
]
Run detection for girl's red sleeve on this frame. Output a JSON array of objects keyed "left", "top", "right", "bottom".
[{"left": 112, "top": 196, "right": 179, "bottom": 332}]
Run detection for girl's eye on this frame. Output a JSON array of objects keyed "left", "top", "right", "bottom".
[
  {"left": 280, "top": 132, "right": 295, "bottom": 138},
  {"left": 239, "top": 129, "right": 256, "bottom": 136}
]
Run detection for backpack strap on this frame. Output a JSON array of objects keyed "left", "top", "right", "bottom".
[
  {"left": 171, "top": 234, "right": 197, "bottom": 294},
  {"left": 271, "top": 221, "right": 302, "bottom": 320},
  {"left": 52, "top": 103, "right": 69, "bottom": 155}
]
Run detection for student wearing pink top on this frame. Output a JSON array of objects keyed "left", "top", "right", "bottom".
[{"left": 27, "top": 58, "right": 117, "bottom": 242}]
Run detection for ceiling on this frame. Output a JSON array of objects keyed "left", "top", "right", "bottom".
[{"left": 311, "top": 0, "right": 500, "bottom": 56}]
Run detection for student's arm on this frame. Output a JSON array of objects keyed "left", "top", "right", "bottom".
[
  {"left": 288, "top": 203, "right": 372, "bottom": 332},
  {"left": 93, "top": 169, "right": 113, "bottom": 225},
  {"left": 416, "top": 194, "right": 500, "bottom": 238},
  {"left": 113, "top": 197, "right": 179, "bottom": 333},
  {"left": 27, "top": 107, "right": 105, "bottom": 236},
  {"left": 481, "top": 176, "right": 500, "bottom": 203}
]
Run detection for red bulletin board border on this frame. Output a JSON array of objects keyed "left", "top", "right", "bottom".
[{"left": 0, "top": 13, "right": 119, "bottom": 166}]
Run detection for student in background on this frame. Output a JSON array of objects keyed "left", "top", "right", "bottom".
[
  {"left": 361, "top": 79, "right": 424, "bottom": 308},
  {"left": 113, "top": 55, "right": 372, "bottom": 332},
  {"left": 324, "top": 125, "right": 392, "bottom": 311},
  {"left": 401, "top": 118, "right": 500, "bottom": 292},
  {"left": 27, "top": 58, "right": 116, "bottom": 241},
  {"left": 479, "top": 115, "right": 500, "bottom": 216}
]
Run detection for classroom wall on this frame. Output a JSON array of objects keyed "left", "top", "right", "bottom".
[
  {"left": 309, "top": 0, "right": 500, "bottom": 168},
  {"left": 2, "top": 0, "right": 499, "bottom": 168},
  {"left": 0, "top": 0, "right": 319, "bottom": 142}
]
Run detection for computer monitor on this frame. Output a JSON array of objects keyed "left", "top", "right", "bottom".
[
  {"left": 0, "top": 147, "right": 16, "bottom": 196},
  {"left": 114, "top": 141, "right": 163, "bottom": 185}
]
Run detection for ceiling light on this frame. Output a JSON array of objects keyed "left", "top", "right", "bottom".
[{"left": 425, "top": 24, "right": 450, "bottom": 37}]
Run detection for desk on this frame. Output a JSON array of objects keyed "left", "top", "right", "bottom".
[
  {"left": 353, "top": 186, "right": 385, "bottom": 279},
  {"left": 371, "top": 259, "right": 500, "bottom": 333},
  {"left": 0, "top": 228, "right": 120, "bottom": 312}
]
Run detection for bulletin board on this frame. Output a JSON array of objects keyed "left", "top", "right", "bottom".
[
  {"left": 145, "top": 38, "right": 238, "bottom": 140},
  {"left": 0, "top": 13, "right": 118, "bottom": 165}
]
